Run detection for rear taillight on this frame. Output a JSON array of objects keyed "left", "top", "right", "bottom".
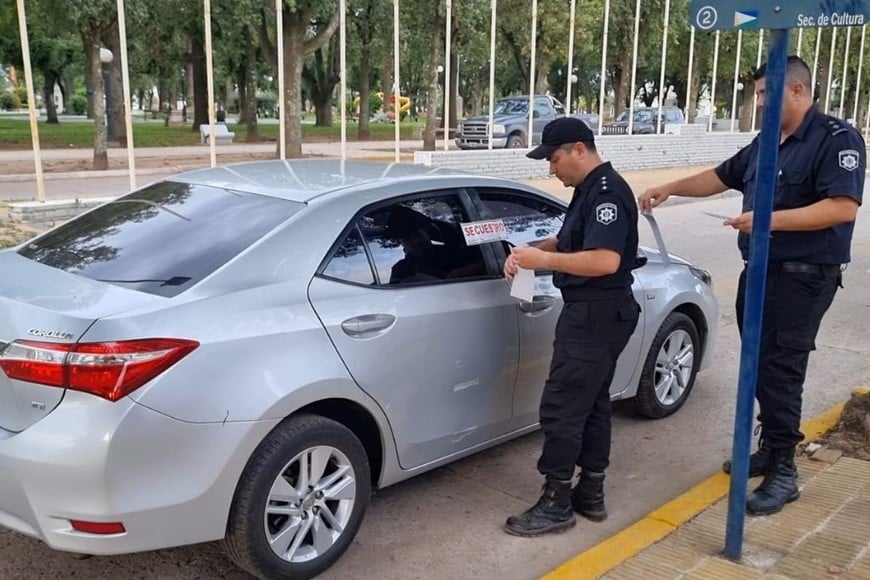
[{"left": 0, "top": 338, "right": 198, "bottom": 402}]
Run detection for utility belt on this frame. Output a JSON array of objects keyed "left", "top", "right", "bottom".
[
  {"left": 743, "top": 261, "right": 843, "bottom": 275},
  {"left": 560, "top": 286, "right": 634, "bottom": 303}
]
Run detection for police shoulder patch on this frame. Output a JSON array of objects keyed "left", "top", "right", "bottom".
[
  {"left": 596, "top": 202, "right": 618, "bottom": 225},
  {"left": 839, "top": 149, "right": 860, "bottom": 172}
]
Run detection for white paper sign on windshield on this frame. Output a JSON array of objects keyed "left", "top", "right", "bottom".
[{"left": 460, "top": 219, "right": 509, "bottom": 246}]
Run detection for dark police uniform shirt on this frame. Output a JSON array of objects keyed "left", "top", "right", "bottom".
[
  {"left": 554, "top": 162, "right": 644, "bottom": 300},
  {"left": 714, "top": 107, "right": 865, "bottom": 264}
]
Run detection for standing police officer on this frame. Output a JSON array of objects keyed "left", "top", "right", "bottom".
[
  {"left": 639, "top": 56, "right": 864, "bottom": 516},
  {"left": 504, "top": 117, "right": 643, "bottom": 536}
]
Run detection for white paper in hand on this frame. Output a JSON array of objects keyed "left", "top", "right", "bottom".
[{"left": 510, "top": 267, "right": 535, "bottom": 302}]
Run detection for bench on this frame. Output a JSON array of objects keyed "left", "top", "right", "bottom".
[{"left": 199, "top": 123, "right": 235, "bottom": 144}]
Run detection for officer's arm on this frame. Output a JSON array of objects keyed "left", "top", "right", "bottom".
[
  {"left": 544, "top": 248, "right": 620, "bottom": 277},
  {"left": 776, "top": 127, "right": 867, "bottom": 232},
  {"left": 639, "top": 143, "right": 752, "bottom": 210},
  {"left": 658, "top": 169, "right": 731, "bottom": 198},
  {"left": 531, "top": 237, "right": 558, "bottom": 252},
  {"left": 771, "top": 197, "right": 860, "bottom": 231}
]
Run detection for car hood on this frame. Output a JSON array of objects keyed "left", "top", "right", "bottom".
[
  {"left": 606, "top": 120, "right": 652, "bottom": 127},
  {"left": 462, "top": 113, "right": 527, "bottom": 124}
]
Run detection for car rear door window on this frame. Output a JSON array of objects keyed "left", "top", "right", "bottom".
[
  {"left": 17, "top": 181, "right": 302, "bottom": 297},
  {"left": 355, "top": 194, "right": 489, "bottom": 286}
]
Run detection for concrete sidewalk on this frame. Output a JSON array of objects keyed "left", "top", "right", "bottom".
[{"left": 544, "top": 389, "right": 870, "bottom": 580}]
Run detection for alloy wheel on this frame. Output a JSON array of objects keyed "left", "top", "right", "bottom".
[{"left": 263, "top": 445, "right": 357, "bottom": 563}]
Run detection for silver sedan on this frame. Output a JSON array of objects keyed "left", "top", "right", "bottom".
[{"left": 0, "top": 160, "right": 717, "bottom": 579}]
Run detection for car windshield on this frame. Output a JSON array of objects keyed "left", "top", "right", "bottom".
[
  {"left": 18, "top": 181, "right": 303, "bottom": 297},
  {"left": 615, "top": 110, "right": 654, "bottom": 123},
  {"left": 494, "top": 99, "right": 529, "bottom": 114}
]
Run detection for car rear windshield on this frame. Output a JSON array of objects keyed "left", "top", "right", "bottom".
[{"left": 18, "top": 181, "right": 302, "bottom": 297}]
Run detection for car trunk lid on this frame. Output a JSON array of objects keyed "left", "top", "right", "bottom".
[{"left": 0, "top": 252, "right": 163, "bottom": 432}]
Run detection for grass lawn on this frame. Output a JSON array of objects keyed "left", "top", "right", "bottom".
[{"left": 0, "top": 117, "right": 425, "bottom": 149}]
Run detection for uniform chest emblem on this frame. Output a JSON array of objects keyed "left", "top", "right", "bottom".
[
  {"left": 839, "top": 149, "right": 860, "bottom": 172},
  {"left": 596, "top": 202, "right": 618, "bottom": 225}
]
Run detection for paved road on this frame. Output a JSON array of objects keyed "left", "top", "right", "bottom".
[{"left": 1, "top": 182, "right": 868, "bottom": 579}]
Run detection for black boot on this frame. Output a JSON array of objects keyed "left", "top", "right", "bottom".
[
  {"left": 571, "top": 471, "right": 607, "bottom": 522},
  {"left": 505, "top": 478, "right": 576, "bottom": 537},
  {"left": 723, "top": 427, "right": 770, "bottom": 477},
  {"left": 746, "top": 447, "right": 800, "bottom": 516}
]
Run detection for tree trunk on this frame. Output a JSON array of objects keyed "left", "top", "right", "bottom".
[
  {"left": 105, "top": 22, "right": 126, "bottom": 143},
  {"left": 739, "top": 80, "right": 754, "bottom": 132},
  {"left": 383, "top": 44, "right": 394, "bottom": 98},
  {"left": 85, "top": 62, "right": 95, "bottom": 119},
  {"left": 613, "top": 47, "right": 633, "bottom": 116},
  {"left": 43, "top": 75, "right": 59, "bottom": 124},
  {"left": 82, "top": 29, "right": 108, "bottom": 170},
  {"left": 243, "top": 36, "right": 259, "bottom": 141},
  {"left": 314, "top": 97, "right": 334, "bottom": 126},
  {"left": 283, "top": 34, "right": 306, "bottom": 158},
  {"left": 191, "top": 34, "right": 209, "bottom": 130},
  {"left": 358, "top": 43, "right": 371, "bottom": 140},
  {"left": 237, "top": 67, "right": 247, "bottom": 124},
  {"left": 422, "top": 2, "right": 443, "bottom": 151},
  {"left": 186, "top": 61, "right": 194, "bottom": 111},
  {"left": 62, "top": 70, "right": 74, "bottom": 112},
  {"left": 688, "top": 69, "right": 702, "bottom": 124},
  {"left": 448, "top": 51, "right": 460, "bottom": 127}
]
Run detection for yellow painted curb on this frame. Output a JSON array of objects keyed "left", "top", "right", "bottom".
[{"left": 541, "top": 385, "right": 869, "bottom": 580}]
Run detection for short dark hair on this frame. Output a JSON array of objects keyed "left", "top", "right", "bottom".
[
  {"left": 753, "top": 55, "right": 813, "bottom": 90},
  {"left": 559, "top": 140, "right": 597, "bottom": 155}
]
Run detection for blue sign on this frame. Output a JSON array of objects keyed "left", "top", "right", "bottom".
[{"left": 691, "top": 0, "right": 869, "bottom": 30}]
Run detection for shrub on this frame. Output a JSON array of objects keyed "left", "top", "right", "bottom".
[
  {"left": 70, "top": 93, "right": 87, "bottom": 115},
  {"left": 369, "top": 92, "right": 384, "bottom": 117},
  {"left": 14, "top": 86, "right": 28, "bottom": 107},
  {"left": 0, "top": 91, "right": 19, "bottom": 111}
]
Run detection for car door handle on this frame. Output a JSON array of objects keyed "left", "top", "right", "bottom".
[
  {"left": 340, "top": 314, "right": 396, "bottom": 337},
  {"left": 518, "top": 295, "right": 556, "bottom": 314}
]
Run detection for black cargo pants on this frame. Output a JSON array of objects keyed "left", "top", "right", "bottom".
[
  {"left": 735, "top": 264, "right": 840, "bottom": 450},
  {"left": 537, "top": 292, "right": 641, "bottom": 481}
]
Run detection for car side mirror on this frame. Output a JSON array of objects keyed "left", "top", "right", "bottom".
[{"left": 532, "top": 110, "right": 540, "bottom": 118}]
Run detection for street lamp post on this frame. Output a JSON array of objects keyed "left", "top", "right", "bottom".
[{"left": 100, "top": 48, "right": 114, "bottom": 142}]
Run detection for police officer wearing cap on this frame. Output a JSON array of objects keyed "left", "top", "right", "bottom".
[
  {"left": 504, "top": 117, "right": 643, "bottom": 537},
  {"left": 640, "top": 56, "right": 864, "bottom": 516}
]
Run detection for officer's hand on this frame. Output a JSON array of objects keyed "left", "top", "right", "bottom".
[
  {"left": 638, "top": 186, "right": 671, "bottom": 212},
  {"left": 725, "top": 212, "right": 753, "bottom": 233},
  {"left": 511, "top": 246, "right": 549, "bottom": 271},
  {"left": 503, "top": 253, "right": 518, "bottom": 281}
]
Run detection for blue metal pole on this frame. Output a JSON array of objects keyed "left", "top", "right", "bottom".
[{"left": 724, "top": 27, "right": 789, "bottom": 561}]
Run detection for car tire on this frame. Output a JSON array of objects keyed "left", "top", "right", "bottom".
[
  {"left": 633, "top": 312, "right": 700, "bottom": 419},
  {"left": 224, "top": 414, "right": 371, "bottom": 579},
  {"left": 506, "top": 134, "right": 526, "bottom": 148}
]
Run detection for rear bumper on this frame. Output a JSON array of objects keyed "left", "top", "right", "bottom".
[{"left": 0, "top": 391, "right": 278, "bottom": 555}]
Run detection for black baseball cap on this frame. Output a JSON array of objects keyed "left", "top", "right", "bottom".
[{"left": 526, "top": 117, "right": 595, "bottom": 160}]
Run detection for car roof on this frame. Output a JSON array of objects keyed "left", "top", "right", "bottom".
[{"left": 166, "top": 159, "right": 519, "bottom": 203}]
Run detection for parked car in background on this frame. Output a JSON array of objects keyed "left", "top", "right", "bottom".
[
  {"left": 455, "top": 95, "right": 566, "bottom": 149},
  {"left": 601, "top": 106, "right": 686, "bottom": 135},
  {"left": 572, "top": 112, "right": 600, "bottom": 132},
  {"left": 0, "top": 160, "right": 718, "bottom": 579}
]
